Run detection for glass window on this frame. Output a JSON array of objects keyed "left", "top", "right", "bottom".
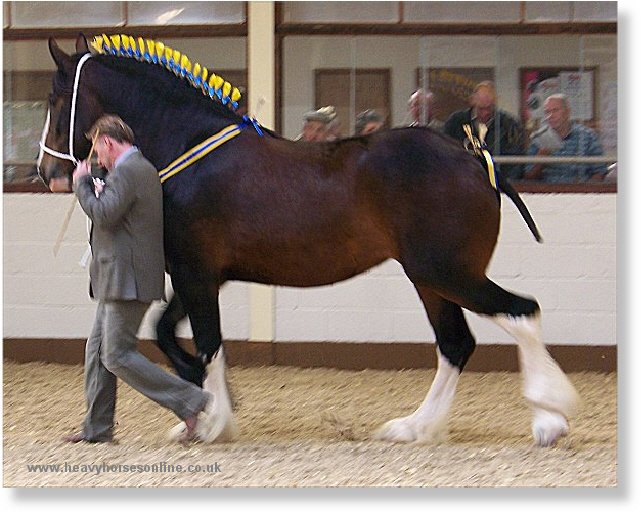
[
  {"left": 573, "top": 1, "right": 617, "bottom": 21},
  {"left": 11, "top": 1, "right": 124, "bottom": 28},
  {"left": 282, "top": 1, "right": 399, "bottom": 23},
  {"left": 404, "top": 1, "right": 521, "bottom": 23},
  {"left": 525, "top": 2, "right": 573, "bottom": 22},
  {"left": 281, "top": 32, "right": 616, "bottom": 186},
  {"left": 128, "top": 1, "right": 245, "bottom": 25}
]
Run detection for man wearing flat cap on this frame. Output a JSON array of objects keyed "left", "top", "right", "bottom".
[
  {"left": 296, "top": 105, "right": 338, "bottom": 142},
  {"left": 355, "top": 109, "right": 385, "bottom": 136}
]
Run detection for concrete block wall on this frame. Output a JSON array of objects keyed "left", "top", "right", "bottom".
[
  {"left": 3, "top": 193, "right": 616, "bottom": 347},
  {"left": 275, "top": 194, "right": 616, "bottom": 346}
]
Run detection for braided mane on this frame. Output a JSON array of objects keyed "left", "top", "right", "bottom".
[{"left": 90, "top": 34, "right": 242, "bottom": 111}]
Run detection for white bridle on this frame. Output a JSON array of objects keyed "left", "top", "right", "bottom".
[{"left": 37, "top": 52, "right": 93, "bottom": 170}]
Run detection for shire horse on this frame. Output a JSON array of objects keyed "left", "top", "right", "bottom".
[{"left": 38, "top": 35, "right": 579, "bottom": 446}]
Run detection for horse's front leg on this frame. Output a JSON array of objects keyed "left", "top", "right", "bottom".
[{"left": 166, "top": 265, "right": 238, "bottom": 442}]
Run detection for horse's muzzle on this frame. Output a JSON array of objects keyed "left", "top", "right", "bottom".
[{"left": 49, "top": 176, "right": 72, "bottom": 193}]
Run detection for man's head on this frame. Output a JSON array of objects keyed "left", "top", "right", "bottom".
[
  {"left": 85, "top": 115, "right": 135, "bottom": 170},
  {"left": 301, "top": 106, "right": 337, "bottom": 142},
  {"left": 471, "top": 81, "right": 496, "bottom": 124},
  {"left": 408, "top": 88, "right": 433, "bottom": 125},
  {"left": 543, "top": 94, "right": 571, "bottom": 134},
  {"left": 355, "top": 109, "right": 384, "bottom": 135}
]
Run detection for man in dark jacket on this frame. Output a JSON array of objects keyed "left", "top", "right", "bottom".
[{"left": 443, "top": 81, "right": 525, "bottom": 180}]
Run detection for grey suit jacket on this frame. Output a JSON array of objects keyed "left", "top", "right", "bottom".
[{"left": 75, "top": 150, "right": 165, "bottom": 303}]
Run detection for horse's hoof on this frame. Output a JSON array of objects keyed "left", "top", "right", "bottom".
[
  {"left": 374, "top": 416, "right": 418, "bottom": 443},
  {"left": 167, "top": 421, "right": 187, "bottom": 442},
  {"left": 195, "top": 412, "right": 226, "bottom": 442},
  {"left": 532, "top": 408, "right": 569, "bottom": 447}
]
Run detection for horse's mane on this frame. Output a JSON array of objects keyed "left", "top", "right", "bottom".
[{"left": 87, "top": 34, "right": 245, "bottom": 125}]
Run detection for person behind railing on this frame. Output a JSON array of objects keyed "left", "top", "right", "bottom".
[
  {"left": 523, "top": 94, "right": 607, "bottom": 183},
  {"left": 354, "top": 109, "right": 385, "bottom": 136},
  {"left": 407, "top": 88, "right": 443, "bottom": 131},
  {"left": 295, "top": 106, "right": 338, "bottom": 142},
  {"left": 443, "top": 81, "right": 525, "bottom": 180}
]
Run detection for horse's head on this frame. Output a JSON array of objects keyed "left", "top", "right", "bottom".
[{"left": 38, "top": 35, "right": 100, "bottom": 192}]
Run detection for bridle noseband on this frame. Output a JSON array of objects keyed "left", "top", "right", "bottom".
[{"left": 38, "top": 52, "right": 93, "bottom": 170}]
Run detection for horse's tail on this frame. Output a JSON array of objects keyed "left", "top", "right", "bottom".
[
  {"left": 496, "top": 170, "right": 543, "bottom": 243},
  {"left": 461, "top": 125, "right": 542, "bottom": 243}
]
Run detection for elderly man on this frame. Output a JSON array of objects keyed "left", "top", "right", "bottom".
[
  {"left": 407, "top": 88, "right": 442, "bottom": 130},
  {"left": 444, "top": 81, "right": 524, "bottom": 179},
  {"left": 524, "top": 93, "right": 606, "bottom": 183},
  {"left": 64, "top": 115, "right": 216, "bottom": 443},
  {"left": 354, "top": 109, "right": 385, "bottom": 136},
  {"left": 297, "top": 105, "right": 338, "bottom": 142}
]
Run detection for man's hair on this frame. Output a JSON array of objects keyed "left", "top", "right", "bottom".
[
  {"left": 408, "top": 88, "right": 432, "bottom": 104},
  {"left": 545, "top": 93, "right": 570, "bottom": 110},
  {"left": 86, "top": 115, "right": 135, "bottom": 144},
  {"left": 473, "top": 81, "right": 496, "bottom": 98}
]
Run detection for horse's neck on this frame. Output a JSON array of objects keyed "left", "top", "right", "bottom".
[{"left": 96, "top": 70, "right": 237, "bottom": 169}]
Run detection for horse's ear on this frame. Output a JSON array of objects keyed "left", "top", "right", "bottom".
[
  {"left": 48, "top": 37, "right": 71, "bottom": 68},
  {"left": 75, "top": 33, "right": 89, "bottom": 54}
]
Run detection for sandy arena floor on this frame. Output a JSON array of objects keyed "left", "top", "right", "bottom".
[{"left": 3, "top": 361, "right": 616, "bottom": 487}]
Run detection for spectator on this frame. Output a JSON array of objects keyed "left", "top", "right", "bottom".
[
  {"left": 408, "top": 88, "right": 442, "bottom": 130},
  {"left": 443, "top": 81, "right": 524, "bottom": 180},
  {"left": 355, "top": 109, "right": 385, "bottom": 136},
  {"left": 524, "top": 94, "right": 607, "bottom": 183},
  {"left": 296, "top": 105, "right": 338, "bottom": 142},
  {"left": 326, "top": 114, "right": 343, "bottom": 141}
]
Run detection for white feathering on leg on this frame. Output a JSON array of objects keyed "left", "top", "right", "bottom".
[
  {"left": 375, "top": 350, "right": 460, "bottom": 444},
  {"left": 197, "top": 346, "right": 238, "bottom": 442},
  {"left": 492, "top": 313, "right": 580, "bottom": 446},
  {"left": 167, "top": 347, "right": 238, "bottom": 443}
]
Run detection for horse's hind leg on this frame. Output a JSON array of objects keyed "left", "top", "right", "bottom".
[
  {"left": 156, "top": 292, "right": 204, "bottom": 386},
  {"left": 444, "top": 277, "right": 580, "bottom": 446},
  {"left": 375, "top": 286, "right": 474, "bottom": 444},
  {"left": 166, "top": 265, "right": 238, "bottom": 442}
]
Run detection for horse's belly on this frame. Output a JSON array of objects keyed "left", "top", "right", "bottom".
[{"left": 225, "top": 238, "right": 392, "bottom": 287}]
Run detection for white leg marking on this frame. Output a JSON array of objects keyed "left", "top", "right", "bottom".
[
  {"left": 375, "top": 350, "right": 460, "bottom": 444},
  {"left": 492, "top": 313, "right": 580, "bottom": 446},
  {"left": 196, "top": 346, "right": 238, "bottom": 442},
  {"left": 167, "top": 347, "right": 238, "bottom": 443}
]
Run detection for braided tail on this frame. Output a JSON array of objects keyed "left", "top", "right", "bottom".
[
  {"left": 463, "top": 124, "right": 542, "bottom": 243},
  {"left": 496, "top": 170, "right": 543, "bottom": 243}
]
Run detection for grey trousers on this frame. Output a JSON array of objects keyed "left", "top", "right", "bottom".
[{"left": 82, "top": 300, "right": 208, "bottom": 441}]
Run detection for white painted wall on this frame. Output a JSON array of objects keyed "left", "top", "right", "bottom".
[{"left": 3, "top": 193, "right": 616, "bottom": 346}]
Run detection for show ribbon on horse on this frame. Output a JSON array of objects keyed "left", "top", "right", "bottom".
[{"left": 462, "top": 123, "right": 497, "bottom": 191}]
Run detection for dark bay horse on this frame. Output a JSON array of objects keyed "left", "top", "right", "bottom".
[{"left": 38, "top": 34, "right": 579, "bottom": 446}]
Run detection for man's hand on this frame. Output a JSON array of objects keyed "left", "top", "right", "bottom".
[
  {"left": 72, "top": 160, "right": 91, "bottom": 185},
  {"left": 92, "top": 177, "right": 105, "bottom": 197}
]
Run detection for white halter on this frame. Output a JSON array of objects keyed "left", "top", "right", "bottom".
[{"left": 38, "top": 52, "right": 93, "bottom": 167}]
